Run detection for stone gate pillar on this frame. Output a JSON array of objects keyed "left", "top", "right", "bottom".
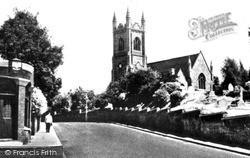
[{"left": 15, "top": 79, "right": 30, "bottom": 141}]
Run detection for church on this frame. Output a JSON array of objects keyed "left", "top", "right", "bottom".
[{"left": 111, "top": 9, "right": 213, "bottom": 91}]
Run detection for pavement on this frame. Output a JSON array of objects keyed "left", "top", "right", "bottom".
[
  {"left": 115, "top": 123, "right": 250, "bottom": 157},
  {"left": 0, "top": 122, "right": 64, "bottom": 158}
]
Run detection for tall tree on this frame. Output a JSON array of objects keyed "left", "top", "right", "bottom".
[
  {"left": 0, "top": 10, "right": 63, "bottom": 105},
  {"left": 124, "top": 68, "right": 161, "bottom": 97},
  {"left": 160, "top": 70, "right": 178, "bottom": 83},
  {"left": 221, "top": 57, "right": 240, "bottom": 89},
  {"left": 68, "top": 87, "right": 95, "bottom": 111},
  {"left": 105, "top": 81, "right": 125, "bottom": 108},
  {"left": 92, "top": 93, "right": 108, "bottom": 109},
  {"left": 239, "top": 61, "right": 249, "bottom": 87},
  {"left": 52, "top": 94, "right": 70, "bottom": 113},
  {"left": 69, "top": 87, "right": 87, "bottom": 111},
  {"left": 104, "top": 68, "right": 177, "bottom": 108}
]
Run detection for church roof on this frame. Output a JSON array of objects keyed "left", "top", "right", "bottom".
[{"left": 147, "top": 52, "right": 200, "bottom": 82}]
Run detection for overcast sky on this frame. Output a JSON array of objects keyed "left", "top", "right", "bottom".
[{"left": 1, "top": 0, "right": 250, "bottom": 94}]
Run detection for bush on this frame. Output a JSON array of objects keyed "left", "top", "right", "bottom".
[
  {"left": 32, "top": 87, "right": 48, "bottom": 115},
  {"left": 165, "top": 82, "right": 180, "bottom": 94},
  {"left": 170, "top": 91, "right": 183, "bottom": 108},
  {"left": 153, "top": 88, "right": 170, "bottom": 103},
  {"left": 243, "top": 91, "right": 250, "bottom": 101},
  {"left": 226, "top": 91, "right": 240, "bottom": 98},
  {"left": 214, "top": 85, "right": 223, "bottom": 96}
]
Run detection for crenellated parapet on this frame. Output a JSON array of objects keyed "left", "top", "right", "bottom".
[{"left": 113, "top": 9, "right": 145, "bottom": 32}]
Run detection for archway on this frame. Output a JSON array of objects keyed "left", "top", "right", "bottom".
[{"left": 198, "top": 73, "right": 206, "bottom": 89}]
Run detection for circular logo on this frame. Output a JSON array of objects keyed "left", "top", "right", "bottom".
[{"left": 5, "top": 150, "right": 11, "bottom": 155}]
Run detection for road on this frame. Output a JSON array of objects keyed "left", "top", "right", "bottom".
[{"left": 53, "top": 122, "right": 249, "bottom": 158}]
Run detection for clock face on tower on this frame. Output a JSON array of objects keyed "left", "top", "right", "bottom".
[{"left": 118, "top": 63, "right": 122, "bottom": 68}]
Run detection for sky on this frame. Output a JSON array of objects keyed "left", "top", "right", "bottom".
[{"left": 1, "top": 0, "right": 250, "bottom": 94}]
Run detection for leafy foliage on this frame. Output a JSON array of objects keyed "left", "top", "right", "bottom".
[
  {"left": 221, "top": 58, "right": 240, "bottom": 89},
  {"left": 52, "top": 94, "right": 71, "bottom": 113},
  {"left": 123, "top": 68, "right": 161, "bottom": 98},
  {"left": 104, "top": 68, "right": 177, "bottom": 108},
  {"left": 0, "top": 10, "right": 63, "bottom": 106},
  {"left": 105, "top": 81, "right": 125, "bottom": 108},
  {"left": 226, "top": 90, "right": 240, "bottom": 98},
  {"left": 239, "top": 61, "right": 249, "bottom": 88},
  {"left": 170, "top": 90, "right": 183, "bottom": 108},
  {"left": 160, "top": 70, "right": 178, "bottom": 83},
  {"left": 163, "top": 82, "right": 180, "bottom": 94},
  {"left": 153, "top": 88, "right": 170, "bottom": 103},
  {"left": 213, "top": 76, "right": 223, "bottom": 96},
  {"left": 213, "top": 76, "right": 220, "bottom": 86},
  {"left": 31, "top": 87, "right": 47, "bottom": 115},
  {"left": 221, "top": 58, "right": 249, "bottom": 90},
  {"left": 69, "top": 87, "right": 89, "bottom": 111},
  {"left": 52, "top": 87, "right": 96, "bottom": 113},
  {"left": 92, "top": 93, "right": 109, "bottom": 109}
]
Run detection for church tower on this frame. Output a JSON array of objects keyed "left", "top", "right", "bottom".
[{"left": 112, "top": 9, "right": 147, "bottom": 81}]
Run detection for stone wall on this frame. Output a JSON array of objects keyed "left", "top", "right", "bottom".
[
  {"left": 191, "top": 54, "right": 212, "bottom": 91},
  {"left": 53, "top": 108, "right": 250, "bottom": 149}
]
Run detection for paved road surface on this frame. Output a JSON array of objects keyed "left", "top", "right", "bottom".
[{"left": 53, "top": 122, "right": 248, "bottom": 158}]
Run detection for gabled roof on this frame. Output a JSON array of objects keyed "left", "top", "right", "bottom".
[{"left": 147, "top": 52, "right": 200, "bottom": 82}]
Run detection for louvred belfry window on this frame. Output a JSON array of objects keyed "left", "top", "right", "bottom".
[
  {"left": 134, "top": 37, "right": 141, "bottom": 51},
  {"left": 118, "top": 38, "right": 124, "bottom": 51}
]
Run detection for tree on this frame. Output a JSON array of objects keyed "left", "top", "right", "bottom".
[
  {"left": 69, "top": 87, "right": 87, "bottom": 111},
  {"left": 93, "top": 93, "right": 108, "bottom": 109},
  {"left": 213, "top": 76, "right": 223, "bottom": 96},
  {"left": 170, "top": 91, "right": 183, "bottom": 108},
  {"left": 52, "top": 94, "right": 70, "bottom": 113},
  {"left": 153, "top": 88, "right": 170, "bottom": 107},
  {"left": 0, "top": 10, "right": 63, "bottom": 106},
  {"left": 104, "top": 68, "right": 178, "bottom": 108},
  {"left": 124, "top": 68, "right": 161, "bottom": 98},
  {"left": 105, "top": 81, "right": 125, "bottom": 108},
  {"left": 221, "top": 57, "right": 240, "bottom": 89},
  {"left": 68, "top": 87, "right": 95, "bottom": 111},
  {"left": 239, "top": 61, "right": 249, "bottom": 87},
  {"left": 31, "top": 87, "right": 48, "bottom": 115},
  {"left": 117, "top": 68, "right": 162, "bottom": 107},
  {"left": 86, "top": 90, "right": 95, "bottom": 109},
  {"left": 213, "top": 76, "right": 220, "bottom": 86},
  {"left": 160, "top": 70, "right": 178, "bottom": 83}
]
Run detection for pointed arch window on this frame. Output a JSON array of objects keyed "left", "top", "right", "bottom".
[
  {"left": 118, "top": 38, "right": 124, "bottom": 51},
  {"left": 134, "top": 37, "right": 141, "bottom": 51},
  {"left": 198, "top": 73, "right": 206, "bottom": 89}
]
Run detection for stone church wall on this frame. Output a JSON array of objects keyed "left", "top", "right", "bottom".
[{"left": 191, "top": 54, "right": 212, "bottom": 91}]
